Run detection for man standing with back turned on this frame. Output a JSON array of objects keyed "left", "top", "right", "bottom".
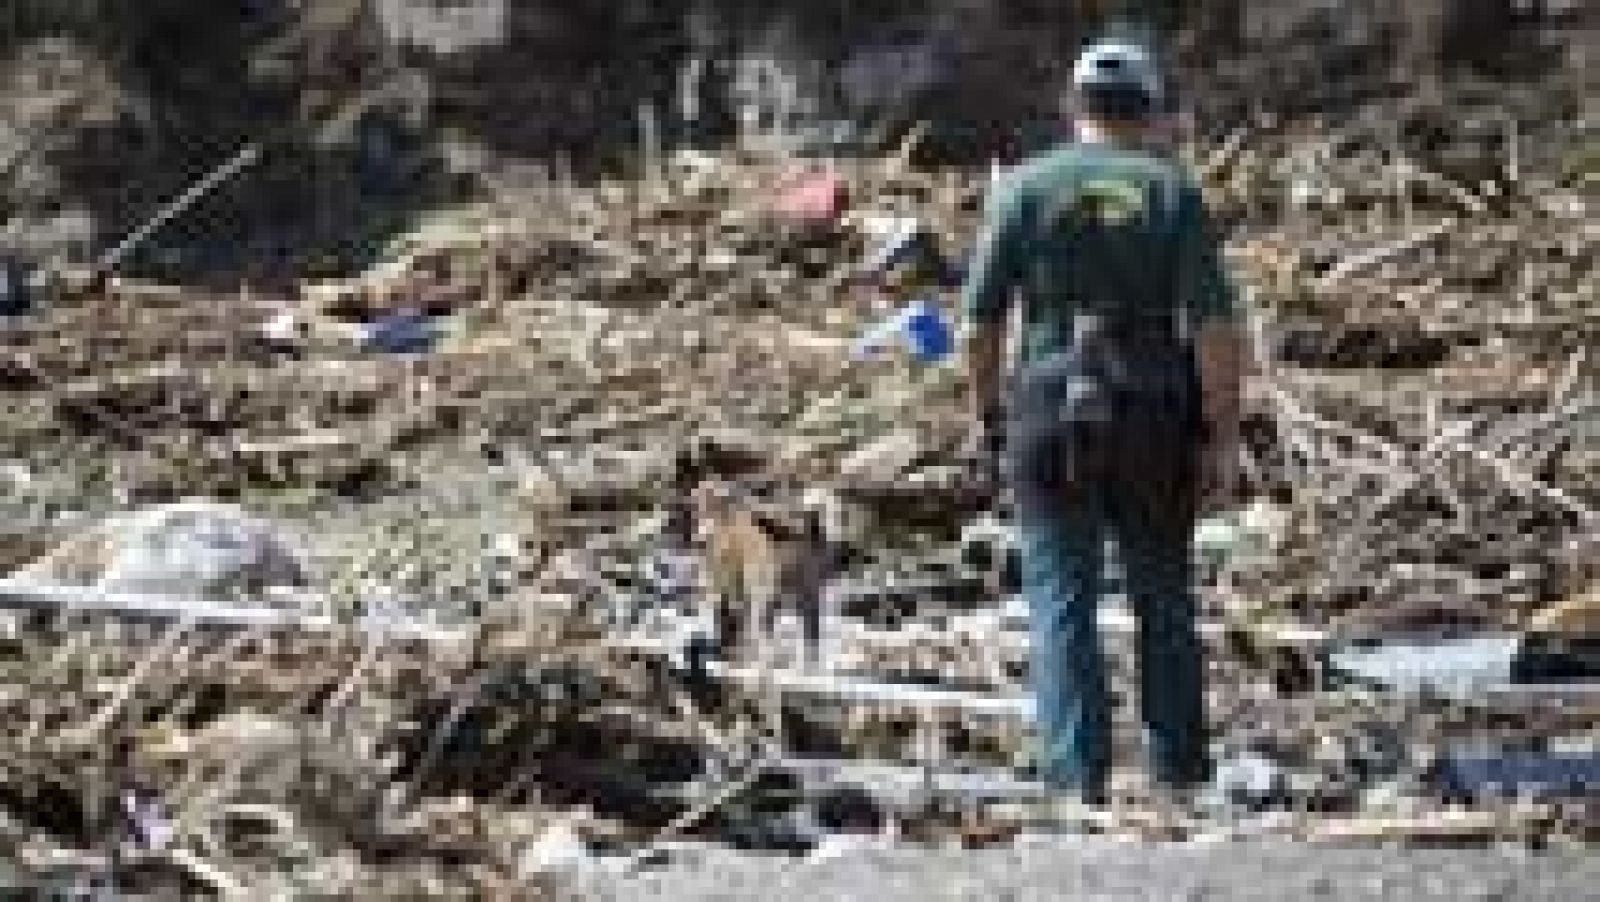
[{"left": 961, "top": 39, "right": 1246, "bottom": 807}]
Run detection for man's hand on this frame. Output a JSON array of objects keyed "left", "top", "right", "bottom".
[
  {"left": 1195, "top": 320, "right": 1247, "bottom": 515},
  {"left": 1198, "top": 429, "right": 1242, "bottom": 514}
]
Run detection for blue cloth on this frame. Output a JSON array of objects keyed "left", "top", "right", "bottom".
[
  {"left": 852, "top": 297, "right": 953, "bottom": 363},
  {"left": 363, "top": 312, "right": 440, "bottom": 354},
  {"left": 902, "top": 298, "right": 953, "bottom": 362},
  {"left": 1438, "top": 749, "right": 1600, "bottom": 800}
]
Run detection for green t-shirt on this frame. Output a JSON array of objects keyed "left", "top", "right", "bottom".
[{"left": 960, "top": 142, "right": 1239, "bottom": 365}]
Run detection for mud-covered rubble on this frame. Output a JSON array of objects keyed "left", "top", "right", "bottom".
[
  {"left": 0, "top": 600, "right": 709, "bottom": 895},
  {"left": 0, "top": 61, "right": 1594, "bottom": 894}
]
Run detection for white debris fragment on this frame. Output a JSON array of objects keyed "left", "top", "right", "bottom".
[
  {"left": 14, "top": 501, "right": 311, "bottom": 602},
  {"left": 518, "top": 818, "right": 592, "bottom": 877},
  {"left": 0, "top": 462, "right": 31, "bottom": 487},
  {"left": 839, "top": 429, "right": 922, "bottom": 483}
]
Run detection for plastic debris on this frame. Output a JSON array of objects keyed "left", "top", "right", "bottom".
[
  {"left": 839, "top": 429, "right": 923, "bottom": 484},
  {"left": 361, "top": 311, "right": 443, "bottom": 354},
  {"left": 1211, "top": 750, "right": 1292, "bottom": 811},
  {"left": 1436, "top": 747, "right": 1600, "bottom": 801},
  {"left": 852, "top": 298, "right": 953, "bottom": 363},
  {"left": 1326, "top": 634, "right": 1521, "bottom": 696},
  {"left": 517, "top": 818, "right": 593, "bottom": 877},
  {"left": 860, "top": 218, "right": 958, "bottom": 290},
  {"left": 1194, "top": 500, "right": 1292, "bottom": 572},
  {"left": 771, "top": 168, "right": 847, "bottom": 226},
  {"left": 14, "top": 501, "right": 310, "bottom": 601}
]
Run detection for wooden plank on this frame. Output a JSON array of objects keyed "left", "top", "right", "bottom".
[
  {"left": 1315, "top": 218, "right": 1455, "bottom": 288},
  {"left": 1299, "top": 807, "right": 1549, "bottom": 843},
  {"left": 773, "top": 758, "right": 1053, "bottom": 803},
  {"left": 0, "top": 580, "right": 328, "bottom": 627},
  {"left": 609, "top": 628, "right": 1597, "bottom": 720},
  {"left": 230, "top": 428, "right": 369, "bottom": 456},
  {"left": 0, "top": 580, "right": 473, "bottom": 648},
  {"left": 710, "top": 663, "right": 1032, "bottom": 717},
  {"left": 1479, "top": 681, "right": 1600, "bottom": 702}
]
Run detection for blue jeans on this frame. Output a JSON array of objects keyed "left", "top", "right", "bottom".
[
  {"left": 1005, "top": 317, "right": 1211, "bottom": 795},
  {"left": 1006, "top": 319, "right": 1210, "bottom": 794},
  {"left": 1016, "top": 479, "right": 1210, "bottom": 794}
]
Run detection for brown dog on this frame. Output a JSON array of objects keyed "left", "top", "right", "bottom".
[{"left": 690, "top": 480, "right": 829, "bottom": 668}]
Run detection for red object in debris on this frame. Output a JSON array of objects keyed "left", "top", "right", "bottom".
[{"left": 772, "top": 168, "right": 847, "bottom": 225}]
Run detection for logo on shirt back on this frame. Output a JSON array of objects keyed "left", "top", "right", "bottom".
[{"left": 1070, "top": 179, "right": 1148, "bottom": 227}]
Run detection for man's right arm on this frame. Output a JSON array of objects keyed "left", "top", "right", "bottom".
[
  {"left": 960, "top": 177, "right": 1031, "bottom": 425},
  {"left": 1196, "top": 323, "right": 1246, "bottom": 446},
  {"left": 1176, "top": 180, "right": 1247, "bottom": 474}
]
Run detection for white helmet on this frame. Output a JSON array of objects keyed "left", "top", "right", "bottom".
[{"left": 1072, "top": 39, "right": 1163, "bottom": 104}]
